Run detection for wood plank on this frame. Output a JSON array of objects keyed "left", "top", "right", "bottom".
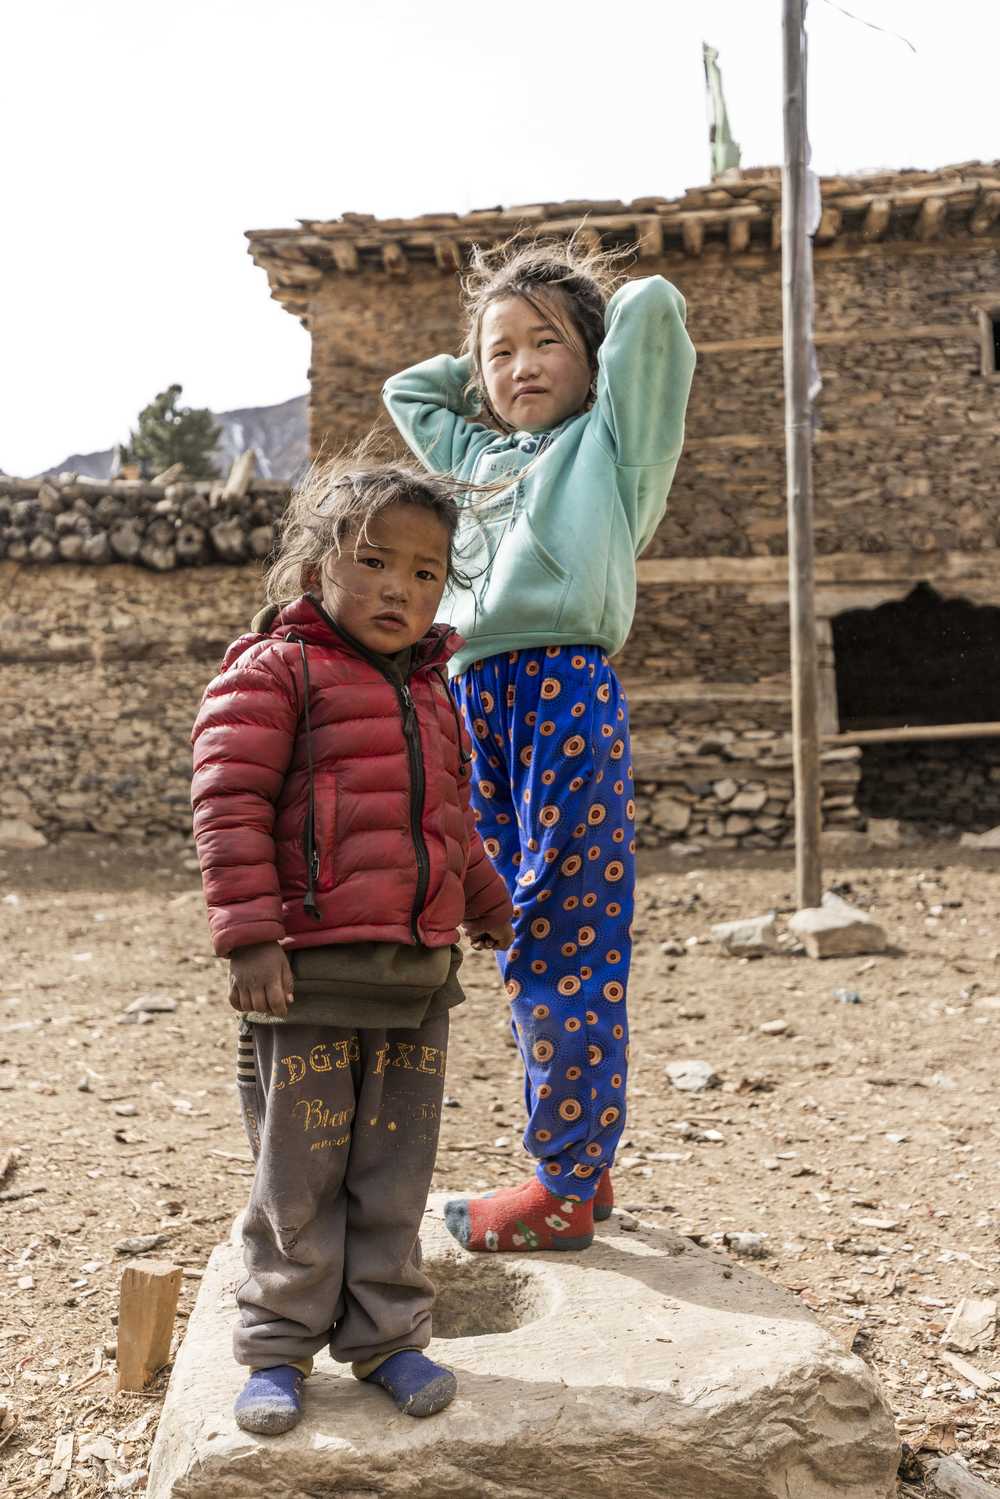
[
  {"left": 825, "top": 722, "right": 1000, "bottom": 747},
  {"left": 116, "top": 1259, "right": 182, "bottom": 1392},
  {"left": 683, "top": 414, "right": 996, "bottom": 450},
  {"left": 695, "top": 321, "right": 971, "bottom": 355},
  {"left": 637, "top": 549, "right": 1000, "bottom": 587},
  {"left": 621, "top": 679, "right": 791, "bottom": 704}
]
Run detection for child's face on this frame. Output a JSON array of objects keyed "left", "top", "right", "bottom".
[
  {"left": 318, "top": 502, "right": 450, "bottom": 655},
  {"left": 480, "top": 292, "right": 593, "bottom": 432}
]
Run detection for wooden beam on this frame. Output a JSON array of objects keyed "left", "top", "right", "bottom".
[
  {"left": 825, "top": 722, "right": 1000, "bottom": 747},
  {"left": 331, "top": 240, "right": 359, "bottom": 273},
  {"left": 815, "top": 206, "right": 841, "bottom": 243},
  {"left": 638, "top": 548, "right": 1000, "bottom": 588},
  {"left": 728, "top": 215, "right": 752, "bottom": 253},
  {"left": 634, "top": 216, "right": 664, "bottom": 258},
  {"left": 434, "top": 237, "right": 461, "bottom": 272},
  {"left": 862, "top": 197, "right": 891, "bottom": 241},
  {"left": 681, "top": 217, "right": 704, "bottom": 256},
  {"left": 382, "top": 241, "right": 406, "bottom": 274},
  {"left": 116, "top": 1260, "right": 182, "bottom": 1392},
  {"left": 971, "top": 190, "right": 1000, "bottom": 235},
  {"left": 916, "top": 197, "right": 948, "bottom": 240}
]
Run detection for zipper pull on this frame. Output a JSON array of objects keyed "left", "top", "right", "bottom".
[{"left": 401, "top": 684, "right": 417, "bottom": 732}]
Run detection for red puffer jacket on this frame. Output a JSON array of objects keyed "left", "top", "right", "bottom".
[{"left": 191, "top": 594, "right": 512, "bottom": 958}]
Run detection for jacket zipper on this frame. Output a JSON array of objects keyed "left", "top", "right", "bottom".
[
  {"left": 399, "top": 682, "right": 430, "bottom": 942},
  {"left": 299, "top": 598, "right": 439, "bottom": 942}
]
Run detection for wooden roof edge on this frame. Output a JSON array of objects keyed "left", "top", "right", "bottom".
[{"left": 246, "top": 162, "right": 1000, "bottom": 302}]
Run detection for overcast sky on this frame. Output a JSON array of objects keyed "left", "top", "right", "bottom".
[{"left": 3, "top": 0, "right": 997, "bottom": 476}]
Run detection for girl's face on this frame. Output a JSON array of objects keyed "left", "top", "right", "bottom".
[
  {"left": 317, "top": 502, "right": 450, "bottom": 655},
  {"left": 480, "top": 292, "right": 593, "bottom": 432}
]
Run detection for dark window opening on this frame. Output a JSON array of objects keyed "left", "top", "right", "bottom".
[
  {"left": 833, "top": 583, "right": 1000, "bottom": 732},
  {"left": 834, "top": 585, "right": 1000, "bottom": 831}
]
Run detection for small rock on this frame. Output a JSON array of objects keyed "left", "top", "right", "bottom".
[
  {"left": 923, "top": 1454, "right": 1000, "bottom": 1497},
  {"left": 125, "top": 992, "right": 177, "bottom": 1015},
  {"left": 619, "top": 1215, "right": 640, "bottom": 1232},
  {"left": 79, "top": 1434, "right": 118, "bottom": 1463},
  {"left": 665, "top": 1060, "right": 719, "bottom": 1092},
  {"left": 866, "top": 817, "right": 902, "bottom": 849},
  {"left": 759, "top": 1019, "right": 789, "bottom": 1036},
  {"left": 0, "top": 819, "right": 47, "bottom": 851},
  {"left": 710, "top": 912, "right": 778, "bottom": 958},
  {"left": 659, "top": 940, "right": 686, "bottom": 958},
  {"left": 722, "top": 1231, "right": 767, "bottom": 1259},
  {"left": 959, "top": 826, "right": 1000, "bottom": 851},
  {"left": 942, "top": 1297, "right": 997, "bottom": 1354},
  {"left": 443, "top": 1096, "right": 461, "bottom": 1108},
  {"left": 113, "top": 1233, "right": 169, "bottom": 1255},
  {"left": 112, "top": 1104, "right": 139, "bottom": 1118},
  {"left": 834, "top": 989, "right": 863, "bottom": 1005}
]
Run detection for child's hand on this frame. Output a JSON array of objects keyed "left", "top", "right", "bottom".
[
  {"left": 464, "top": 919, "right": 516, "bottom": 952},
  {"left": 228, "top": 942, "right": 294, "bottom": 1017}
]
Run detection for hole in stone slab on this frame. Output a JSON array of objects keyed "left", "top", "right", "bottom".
[{"left": 431, "top": 1256, "right": 554, "bottom": 1339}]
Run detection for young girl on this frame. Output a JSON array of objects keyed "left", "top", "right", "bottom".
[
  {"left": 384, "top": 239, "right": 695, "bottom": 1254},
  {"left": 191, "top": 458, "right": 514, "bottom": 1435}
]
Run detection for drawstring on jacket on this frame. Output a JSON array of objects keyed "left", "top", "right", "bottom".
[
  {"left": 436, "top": 667, "right": 473, "bottom": 775},
  {"left": 297, "top": 638, "right": 322, "bottom": 921}
]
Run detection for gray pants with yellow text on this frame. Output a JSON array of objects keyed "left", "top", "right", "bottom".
[{"left": 234, "top": 1015, "right": 448, "bottom": 1369}]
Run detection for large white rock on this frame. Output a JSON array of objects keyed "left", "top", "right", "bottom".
[
  {"left": 788, "top": 892, "right": 888, "bottom": 959},
  {"left": 147, "top": 1197, "right": 898, "bottom": 1499}
]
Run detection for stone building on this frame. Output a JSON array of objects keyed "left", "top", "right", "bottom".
[
  {"left": 3, "top": 161, "right": 1000, "bottom": 848},
  {"left": 246, "top": 161, "right": 1000, "bottom": 849}
]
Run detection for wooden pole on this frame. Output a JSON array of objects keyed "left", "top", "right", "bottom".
[{"left": 781, "top": 0, "right": 823, "bottom": 909}]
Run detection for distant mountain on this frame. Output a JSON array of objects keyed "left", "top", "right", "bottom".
[{"left": 34, "top": 393, "right": 309, "bottom": 483}]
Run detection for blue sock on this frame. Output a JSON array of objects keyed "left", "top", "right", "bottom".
[
  {"left": 361, "top": 1350, "right": 457, "bottom": 1417},
  {"left": 234, "top": 1364, "right": 305, "bottom": 1435}
]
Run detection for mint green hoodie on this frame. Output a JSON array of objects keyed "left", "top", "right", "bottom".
[{"left": 382, "top": 275, "right": 696, "bottom": 677}]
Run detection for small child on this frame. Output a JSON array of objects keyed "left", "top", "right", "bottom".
[
  {"left": 384, "top": 238, "right": 695, "bottom": 1253},
  {"left": 191, "top": 458, "right": 514, "bottom": 1434}
]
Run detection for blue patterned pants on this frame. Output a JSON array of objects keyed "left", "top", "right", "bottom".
[{"left": 453, "top": 646, "right": 636, "bottom": 1202}]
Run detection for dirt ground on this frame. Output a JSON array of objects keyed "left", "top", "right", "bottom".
[{"left": 3, "top": 835, "right": 1000, "bottom": 1496}]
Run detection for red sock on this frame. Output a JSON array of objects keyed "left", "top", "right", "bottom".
[{"left": 444, "top": 1176, "right": 594, "bottom": 1253}]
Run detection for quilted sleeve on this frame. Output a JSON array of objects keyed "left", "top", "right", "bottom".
[{"left": 191, "top": 645, "right": 299, "bottom": 956}]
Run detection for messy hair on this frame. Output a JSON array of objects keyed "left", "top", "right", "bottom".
[
  {"left": 265, "top": 449, "right": 478, "bottom": 603},
  {"left": 460, "top": 232, "right": 628, "bottom": 429}
]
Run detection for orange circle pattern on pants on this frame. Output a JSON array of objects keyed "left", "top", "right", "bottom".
[{"left": 452, "top": 643, "right": 636, "bottom": 1204}]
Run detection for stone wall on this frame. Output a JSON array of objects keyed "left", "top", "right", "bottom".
[
  {"left": 0, "top": 563, "right": 259, "bottom": 840},
  {"left": 856, "top": 739, "right": 1000, "bottom": 832},
  {"left": 0, "top": 475, "right": 288, "bottom": 570}
]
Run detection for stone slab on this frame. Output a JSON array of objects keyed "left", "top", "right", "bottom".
[{"left": 147, "top": 1196, "right": 899, "bottom": 1499}]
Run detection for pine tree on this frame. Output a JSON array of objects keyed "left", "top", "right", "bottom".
[{"left": 120, "top": 384, "right": 221, "bottom": 479}]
